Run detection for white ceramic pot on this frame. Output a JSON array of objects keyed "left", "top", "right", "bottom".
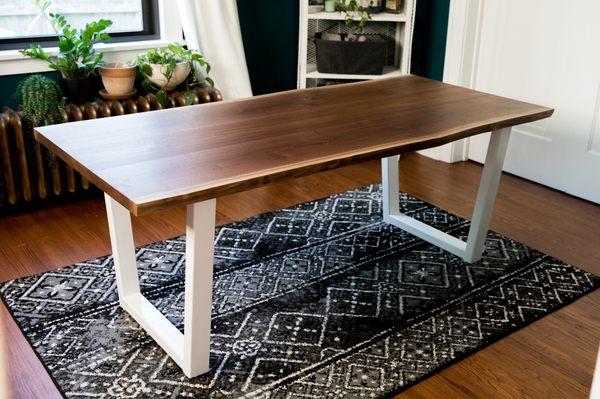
[{"left": 147, "top": 62, "right": 191, "bottom": 91}]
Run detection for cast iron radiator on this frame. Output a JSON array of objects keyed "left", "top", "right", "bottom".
[{"left": 0, "top": 85, "right": 222, "bottom": 211}]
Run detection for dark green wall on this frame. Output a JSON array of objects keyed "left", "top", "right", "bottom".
[
  {"left": 0, "top": 71, "right": 61, "bottom": 110},
  {"left": 0, "top": 0, "right": 449, "bottom": 107},
  {"left": 236, "top": 0, "right": 300, "bottom": 96},
  {"left": 411, "top": 0, "right": 450, "bottom": 80}
]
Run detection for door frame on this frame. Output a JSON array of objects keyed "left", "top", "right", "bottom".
[{"left": 420, "top": 0, "right": 484, "bottom": 163}]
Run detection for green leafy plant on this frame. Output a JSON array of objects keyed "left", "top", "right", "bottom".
[
  {"left": 19, "top": 0, "right": 112, "bottom": 79},
  {"left": 15, "top": 74, "right": 65, "bottom": 164},
  {"left": 17, "top": 74, "right": 65, "bottom": 127},
  {"left": 136, "top": 43, "right": 214, "bottom": 107},
  {"left": 337, "top": 0, "right": 372, "bottom": 33}
]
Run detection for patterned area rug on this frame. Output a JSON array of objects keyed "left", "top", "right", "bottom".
[{"left": 2, "top": 184, "right": 598, "bottom": 398}]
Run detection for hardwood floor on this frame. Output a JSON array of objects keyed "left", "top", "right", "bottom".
[{"left": 1, "top": 152, "right": 598, "bottom": 398}]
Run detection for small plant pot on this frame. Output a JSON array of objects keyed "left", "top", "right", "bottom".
[
  {"left": 98, "top": 63, "right": 137, "bottom": 97},
  {"left": 60, "top": 77, "right": 93, "bottom": 104},
  {"left": 147, "top": 62, "right": 191, "bottom": 91},
  {"left": 324, "top": 0, "right": 336, "bottom": 12}
]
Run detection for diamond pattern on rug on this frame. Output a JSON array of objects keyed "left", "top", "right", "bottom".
[{"left": 1, "top": 184, "right": 598, "bottom": 398}]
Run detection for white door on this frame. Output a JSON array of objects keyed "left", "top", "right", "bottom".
[{"left": 466, "top": 1, "right": 600, "bottom": 203}]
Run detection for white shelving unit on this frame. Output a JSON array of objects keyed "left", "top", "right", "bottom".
[{"left": 297, "top": 1, "right": 417, "bottom": 88}]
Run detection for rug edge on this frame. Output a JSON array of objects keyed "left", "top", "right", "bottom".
[{"left": 380, "top": 280, "right": 600, "bottom": 398}]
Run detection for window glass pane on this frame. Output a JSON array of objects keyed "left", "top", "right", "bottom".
[{"left": 0, "top": 0, "right": 144, "bottom": 40}]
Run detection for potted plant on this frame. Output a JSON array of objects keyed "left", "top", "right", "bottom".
[
  {"left": 20, "top": 0, "right": 112, "bottom": 104},
  {"left": 16, "top": 74, "right": 65, "bottom": 163},
  {"left": 98, "top": 62, "right": 137, "bottom": 100},
  {"left": 136, "top": 43, "right": 214, "bottom": 106},
  {"left": 338, "top": 0, "right": 372, "bottom": 33}
]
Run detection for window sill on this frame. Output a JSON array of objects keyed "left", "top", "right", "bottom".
[{"left": 0, "top": 39, "right": 183, "bottom": 76}]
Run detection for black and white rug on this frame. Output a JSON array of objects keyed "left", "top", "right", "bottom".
[{"left": 2, "top": 184, "right": 598, "bottom": 398}]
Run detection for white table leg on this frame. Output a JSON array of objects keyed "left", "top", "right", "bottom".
[
  {"left": 591, "top": 345, "right": 600, "bottom": 399},
  {"left": 183, "top": 200, "right": 216, "bottom": 377},
  {"left": 382, "top": 155, "right": 401, "bottom": 217},
  {"left": 105, "top": 195, "right": 140, "bottom": 302},
  {"left": 104, "top": 194, "right": 216, "bottom": 378},
  {"left": 382, "top": 127, "right": 512, "bottom": 263},
  {"left": 463, "top": 127, "right": 512, "bottom": 262}
]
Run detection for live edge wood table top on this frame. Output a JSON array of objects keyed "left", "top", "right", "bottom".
[{"left": 35, "top": 75, "right": 553, "bottom": 216}]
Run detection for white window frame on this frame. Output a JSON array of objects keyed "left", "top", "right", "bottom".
[{"left": 0, "top": 0, "right": 183, "bottom": 76}]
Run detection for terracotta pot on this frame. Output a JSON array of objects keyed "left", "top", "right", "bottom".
[
  {"left": 147, "top": 62, "right": 191, "bottom": 91},
  {"left": 98, "top": 63, "right": 137, "bottom": 96},
  {"left": 60, "top": 77, "right": 93, "bottom": 105}
]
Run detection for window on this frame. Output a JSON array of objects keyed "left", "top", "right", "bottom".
[{"left": 0, "top": 0, "right": 159, "bottom": 50}]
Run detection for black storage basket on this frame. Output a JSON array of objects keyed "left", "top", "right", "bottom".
[{"left": 315, "top": 28, "right": 386, "bottom": 75}]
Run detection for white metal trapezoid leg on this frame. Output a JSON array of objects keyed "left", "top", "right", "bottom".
[
  {"left": 382, "top": 155, "right": 400, "bottom": 217},
  {"left": 381, "top": 127, "right": 512, "bottom": 262},
  {"left": 104, "top": 194, "right": 140, "bottom": 303},
  {"left": 463, "top": 127, "right": 512, "bottom": 262},
  {"left": 104, "top": 194, "right": 216, "bottom": 378},
  {"left": 183, "top": 199, "right": 216, "bottom": 377},
  {"left": 590, "top": 344, "right": 600, "bottom": 399}
]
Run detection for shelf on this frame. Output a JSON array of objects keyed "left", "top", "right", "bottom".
[
  {"left": 305, "top": 64, "right": 404, "bottom": 80},
  {"left": 299, "top": 0, "right": 415, "bottom": 89},
  {"left": 308, "top": 11, "right": 407, "bottom": 23}
]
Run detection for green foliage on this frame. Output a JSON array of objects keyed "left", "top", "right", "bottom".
[
  {"left": 337, "top": 0, "right": 372, "bottom": 33},
  {"left": 17, "top": 74, "right": 65, "bottom": 128},
  {"left": 19, "top": 0, "right": 112, "bottom": 79},
  {"left": 16, "top": 74, "right": 65, "bottom": 165},
  {"left": 136, "top": 43, "right": 214, "bottom": 107}
]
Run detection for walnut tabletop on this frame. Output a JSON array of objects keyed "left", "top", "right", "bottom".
[{"left": 35, "top": 75, "right": 553, "bottom": 216}]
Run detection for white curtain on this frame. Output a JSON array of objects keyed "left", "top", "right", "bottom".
[{"left": 176, "top": 0, "right": 253, "bottom": 100}]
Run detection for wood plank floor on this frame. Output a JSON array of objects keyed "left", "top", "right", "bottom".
[{"left": 1, "top": 152, "right": 598, "bottom": 399}]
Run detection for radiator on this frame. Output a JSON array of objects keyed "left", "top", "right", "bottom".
[{"left": 0, "top": 85, "right": 222, "bottom": 211}]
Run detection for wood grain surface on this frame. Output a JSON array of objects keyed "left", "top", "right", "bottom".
[{"left": 35, "top": 75, "right": 553, "bottom": 216}]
